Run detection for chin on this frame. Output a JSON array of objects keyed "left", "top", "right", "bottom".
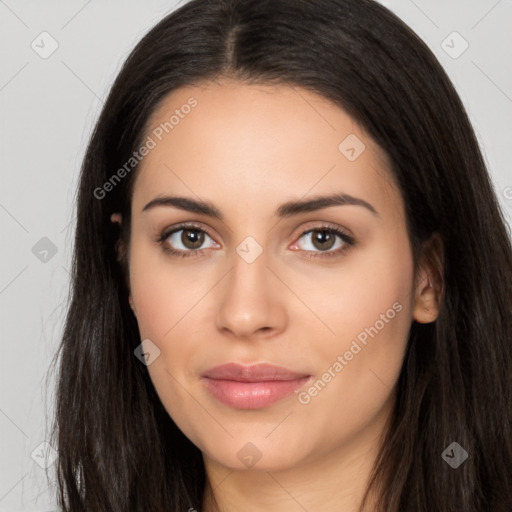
[{"left": 199, "top": 433, "right": 314, "bottom": 473}]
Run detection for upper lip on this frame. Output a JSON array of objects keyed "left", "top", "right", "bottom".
[{"left": 202, "top": 363, "right": 310, "bottom": 382}]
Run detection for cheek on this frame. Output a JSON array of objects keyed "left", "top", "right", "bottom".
[
  {"left": 128, "top": 245, "right": 207, "bottom": 440},
  {"left": 301, "top": 234, "right": 414, "bottom": 431},
  {"left": 128, "top": 242, "right": 214, "bottom": 383},
  {"left": 307, "top": 227, "right": 414, "bottom": 357},
  {"left": 129, "top": 241, "right": 206, "bottom": 340}
]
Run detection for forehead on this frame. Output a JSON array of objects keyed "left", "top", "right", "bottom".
[{"left": 132, "top": 78, "right": 399, "bottom": 220}]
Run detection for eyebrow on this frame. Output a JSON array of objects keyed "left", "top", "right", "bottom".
[{"left": 141, "top": 192, "right": 379, "bottom": 219}]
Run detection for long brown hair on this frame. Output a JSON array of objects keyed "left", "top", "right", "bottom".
[{"left": 48, "top": 0, "right": 512, "bottom": 510}]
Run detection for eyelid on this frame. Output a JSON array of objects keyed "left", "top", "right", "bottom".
[
  {"left": 291, "top": 220, "right": 354, "bottom": 241},
  {"left": 158, "top": 221, "right": 216, "bottom": 240}
]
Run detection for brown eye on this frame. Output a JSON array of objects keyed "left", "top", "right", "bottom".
[
  {"left": 180, "top": 228, "right": 205, "bottom": 249},
  {"left": 310, "top": 229, "right": 336, "bottom": 251},
  {"left": 291, "top": 225, "right": 355, "bottom": 259},
  {"left": 158, "top": 224, "right": 219, "bottom": 258}
]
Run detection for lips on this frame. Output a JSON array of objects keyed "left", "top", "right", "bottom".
[
  {"left": 202, "top": 362, "right": 310, "bottom": 381},
  {"left": 201, "top": 363, "right": 312, "bottom": 409}
]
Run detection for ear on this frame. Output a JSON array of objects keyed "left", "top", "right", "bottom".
[
  {"left": 110, "top": 213, "right": 125, "bottom": 263},
  {"left": 128, "top": 293, "right": 136, "bottom": 316},
  {"left": 412, "top": 233, "right": 444, "bottom": 324},
  {"left": 111, "top": 213, "right": 136, "bottom": 316},
  {"left": 111, "top": 212, "right": 122, "bottom": 225}
]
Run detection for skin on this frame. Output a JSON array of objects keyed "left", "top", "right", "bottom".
[{"left": 112, "top": 77, "right": 442, "bottom": 512}]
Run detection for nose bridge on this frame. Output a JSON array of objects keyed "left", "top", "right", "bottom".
[
  {"left": 215, "top": 232, "right": 285, "bottom": 338},
  {"left": 232, "top": 235, "right": 268, "bottom": 288},
  {"left": 227, "top": 233, "right": 272, "bottom": 307},
  {"left": 225, "top": 215, "right": 271, "bottom": 284}
]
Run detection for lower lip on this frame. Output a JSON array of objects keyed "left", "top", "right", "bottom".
[{"left": 201, "top": 376, "right": 312, "bottom": 409}]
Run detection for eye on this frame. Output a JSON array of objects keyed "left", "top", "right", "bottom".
[
  {"left": 291, "top": 225, "right": 355, "bottom": 259},
  {"left": 157, "top": 224, "right": 218, "bottom": 259},
  {"left": 157, "top": 223, "right": 355, "bottom": 260}
]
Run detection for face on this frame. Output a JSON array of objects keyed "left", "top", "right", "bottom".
[{"left": 123, "top": 78, "right": 429, "bottom": 472}]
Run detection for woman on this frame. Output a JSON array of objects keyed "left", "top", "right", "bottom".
[{"left": 49, "top": 0, "right": 512, "bottom": 510}]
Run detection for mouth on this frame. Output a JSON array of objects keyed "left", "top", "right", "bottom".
[{"left": 201, "top": 363, "right": 313, "bottom": 409}]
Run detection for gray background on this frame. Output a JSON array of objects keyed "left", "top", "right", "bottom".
[{"left": 0, "top": 1, "right": 511, "bottom": 510}]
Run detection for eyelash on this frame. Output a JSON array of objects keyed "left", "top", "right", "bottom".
[{"left": 156, "top": 222, "right": 355, "bottom": 260}]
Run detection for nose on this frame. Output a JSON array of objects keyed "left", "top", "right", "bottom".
[{"left": 215, "top": 244, "right": 287, "bottom": 341}]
